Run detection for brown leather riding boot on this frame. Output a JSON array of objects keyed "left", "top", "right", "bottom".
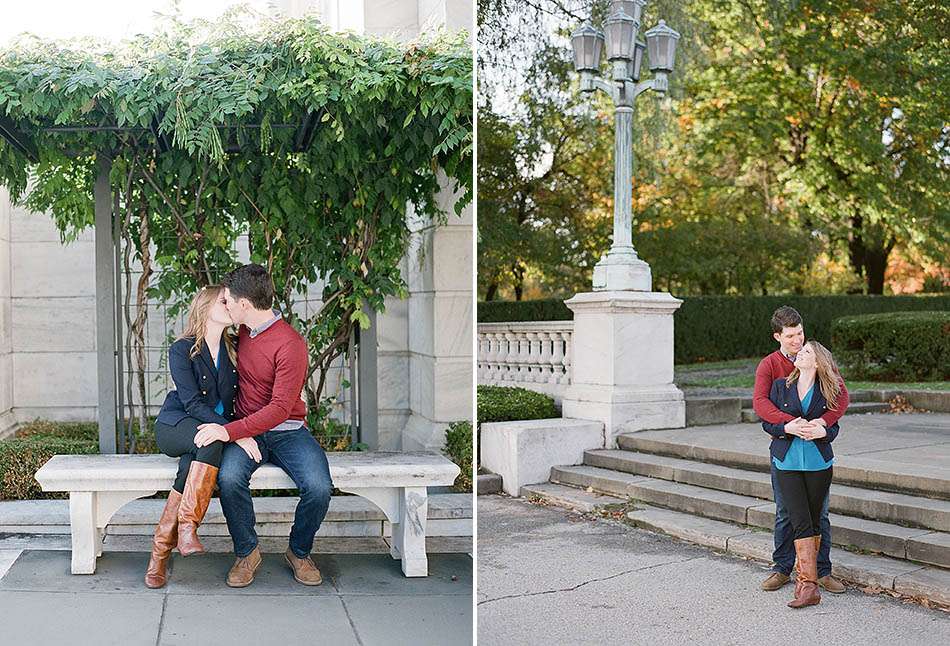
[
  {"left": 144, "top": 489, "right": 182, "bottom": 588},
  {"left": 788, "top": 536, "right": 821, "bottom": 608},
  {"left": 177, "top": 461, "right": 218, "bottom": 556}
]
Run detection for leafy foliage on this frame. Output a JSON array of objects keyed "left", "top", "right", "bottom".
[
  {"left": 477, "top": 293, "right": 950, "bottom": 363},
  {"left": 443, "top": 420, "right": 473, "bottom": 492},
  {"left": 832, "top": 311, "right": 950, "bottom": 382},
  {"left": 0, "top": 10, "right": 472, "bottom": 428},
  {"left": 478, "top": 0, "right": 949, "bottom": 298}
]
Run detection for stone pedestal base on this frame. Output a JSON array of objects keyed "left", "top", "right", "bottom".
[
  {"left": 592, "top": 247, "right": 652, "bottom": 291},
  {"left": 561, "top": 290, "right": 686, "bottom": 446}
]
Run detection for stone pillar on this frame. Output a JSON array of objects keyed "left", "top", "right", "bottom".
[
  {"left": 560, "top": 290, "right": 685, "bottom": 446},
  {"left": 0, "top": 189, "right": 14, "bottom": 437},
  {"left": 402, "top": 172, "right": 472, "bottom": 450}
]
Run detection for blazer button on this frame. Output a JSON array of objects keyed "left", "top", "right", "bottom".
[
  {"left": 202, "top": 375, "right": 206, "bottom": 379},
  {"left": 784, "top": 403, "right": 788, "bottom": 407},
  {"left": 202, "top": 390, "right": 207, "bottom": 395}
]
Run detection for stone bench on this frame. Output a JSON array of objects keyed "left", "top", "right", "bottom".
[{"left": 34, "top": 451, "right": 460, "bottom": 577}]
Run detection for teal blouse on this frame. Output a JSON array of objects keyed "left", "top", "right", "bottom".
[
  {"left": 213, "top": 350, "right": 225, "bottom": 416},
  {"left": 772, "top": 382, "right": 835, "bottom": 471}
]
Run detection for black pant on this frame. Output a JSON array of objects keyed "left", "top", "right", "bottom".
[
  {"left": 775, "top": 467, "right": 833, "bottom": 541},
  {"left": 154, "top": 417, "right": 224, "bottom": 493}
]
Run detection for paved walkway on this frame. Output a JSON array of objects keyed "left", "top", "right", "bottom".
[
  {"left": 477, "top": 494, "right": 950, "bottom": 646},
  {"left": 0, "top": 544, "right": 472, "bottom": 645}
]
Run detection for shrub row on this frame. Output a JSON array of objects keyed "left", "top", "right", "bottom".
[
  {"left": 832, "top": 311, "right": 950, "bottom": 382},
  {"left": 479, "top": 294, "right": 950, "bottom": 364}
]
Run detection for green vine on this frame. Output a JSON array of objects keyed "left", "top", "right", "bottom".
[{"left": 0, "top": 10, "right": 472, "bottom": 445}]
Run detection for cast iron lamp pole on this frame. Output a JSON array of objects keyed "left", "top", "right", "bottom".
[{"left": 571, "top": 0, "right": 680, "bottom": 291}]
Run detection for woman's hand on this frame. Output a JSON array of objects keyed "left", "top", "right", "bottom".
[
  {"left": 801, "top": 423, "right": 827, "bottom": 441},
  {"left": 783, "top": 417, "right": 807, "bottom": 438},
  {"left": 236, "top": 437, "right": 262, "bottom": 463}
]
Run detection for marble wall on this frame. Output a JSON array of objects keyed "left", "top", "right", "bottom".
[{"left": 0, "top": 190, "right": 14, "bottom": 436}]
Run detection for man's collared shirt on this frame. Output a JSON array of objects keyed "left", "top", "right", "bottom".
[{"left": 248, "top": 308, "right": 282, "bottom": 338}]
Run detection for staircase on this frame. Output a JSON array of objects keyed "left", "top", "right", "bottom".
[{"left": 522, "top": 413, "right": 950, "bottom": 605}]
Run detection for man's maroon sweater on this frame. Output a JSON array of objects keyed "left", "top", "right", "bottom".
[
  {"left": 752, "top": 350, "right": 850, "bottom": 426},
  {"left": 224, "top": 318, "right": 309, "bottom": 441}
]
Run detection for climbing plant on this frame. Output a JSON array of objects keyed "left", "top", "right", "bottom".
[{"left": 0, "top": 9, "right": 472, "bottom": 447}]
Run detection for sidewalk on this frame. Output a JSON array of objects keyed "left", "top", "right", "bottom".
[
  {"left": 0, "top": 541, "right": 472, "bottom": 645},
  {"left": 477, "top": 494, "right": 950, "bottom": 646}
]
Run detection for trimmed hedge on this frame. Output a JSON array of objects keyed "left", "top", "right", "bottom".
[
  {"left": 832, "top": 311, "right": 950, "bottom": 381},
  {"left": 476, "top": 385, "right": 559, "bottom": 425},
  {"left": 479, "top": 294, "right": 950, "bottom": 363},
  {"left": 0, "top": 436, "right": 99, "bottom": 500},
  {"left": 443, "top": 420, "right": 473, "bottom": 493}
]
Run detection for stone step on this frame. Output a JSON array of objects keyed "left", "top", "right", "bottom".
[
  {"left": 477, "top": 472, "right": 503, "bottom": 495},
  {"left": 0, "top": 494, "right": 473, "bottom": 539},
  {"left": 584, "top": 449, "right": 950, "bottom": 532},
  {"left": 624, "top": 504, "right": 950, "bottom": 606},
  {"left": 520, "top": 482, "right": 625, "bottom": 513},
  {"left": 616, "top": 428, "right": 950, "bottom": 500},
  {"left": 549, "top": 464, "right": 950, "bottom": 570},
  {"left": 740, "top": 401, "right": 891, "bottom": 423}
]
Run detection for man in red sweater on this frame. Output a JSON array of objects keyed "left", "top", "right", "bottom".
[
  {"left": 193, "top": 263, "right": 333, "bottom": 588},
  {"left": 754, "top": 305, "right": 849, "bottom": 594}
]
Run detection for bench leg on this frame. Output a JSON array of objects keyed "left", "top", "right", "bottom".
[
  {"left": 391, "top": 486, "right": 428, "bottom": 577},
  {"left": 69, "top": 492, "right": 98, "bottom": 574}
]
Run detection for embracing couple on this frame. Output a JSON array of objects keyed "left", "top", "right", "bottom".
[
  {"left": 143, "top": 263, "right": 335, "bottom": 589},
  {"left": 753, "top": 306, "right": 851, "bottom": 608}
]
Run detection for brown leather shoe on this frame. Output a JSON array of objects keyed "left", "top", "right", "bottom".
[
  {"left": 760, "top": 571, "right": 790, "bottom": 591},
  {"left": 177, "top": 461, "right": 218, "bottom": 556},
  {"left": 145, "top": 489, "right": 182, "bottom": 588},
  {"left": 226, "top": 546, "right": 262, "bottom": 588},
  {"left": 819, "top": 575, "right": 846, "bottom": 593},
  {"left": 788, "top": 536, "right": 821, "bottom": 608},
  {"left": 284, "top": 548, "right": 323, "bottom": 586}
]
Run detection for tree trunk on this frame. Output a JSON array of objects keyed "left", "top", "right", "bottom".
[
  {"left": 847, "top": 213, "right": 894, "bottom": 295},
  {"left": 484, "top": 282, "right": 498, "bottom": 302}
]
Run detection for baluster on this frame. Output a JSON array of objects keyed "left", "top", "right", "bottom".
[
  {"left": 502, "top": 332, "right": 517, "bottom": 382},
  {"left": 536, "top": 331, "right": 553, "bottom": 383},
  {"left": 549, "top": 331, "right": 564, "bottom": 384},
  {"left": 561, "top": 332, "right": 573, "bottom": 384}
]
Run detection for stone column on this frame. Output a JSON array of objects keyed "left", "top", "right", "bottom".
[
  {"left": 0, "top": 189, "right": 14, "bottom": 437},
  {"left": 560, "top": 290, "right": 685, "bottom": 446}
]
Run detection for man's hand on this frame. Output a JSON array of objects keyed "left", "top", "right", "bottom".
[
  {"left": 195, "top": 423, "right": 229, "bottom": 447},
  {"left": 236, "top": 437, "right": 262, "bottom": 463}
]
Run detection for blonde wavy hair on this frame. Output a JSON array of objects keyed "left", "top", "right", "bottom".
[
  {"left": 785, "top": 339, "right": 841, "bottom": 411},
  {"left": 176, "top": 284, "right": 237, "bottom": 366}
]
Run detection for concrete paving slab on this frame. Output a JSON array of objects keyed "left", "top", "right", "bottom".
[
  {"left": 342, "top": 594, "right": 473, "bottom": 646},
  {"left": 478, "top": 495, "right": 950, "bottom": 646},
  {"left": 0, "top": 550, "right": 166, "bottom": 594},
  {"left": 0, "top": 590, "right": 164, "bottom": 646},
  {"left": 330, "top": 553, "right": 472, "bottom": 596},
  {"left": 158, "top": 594, "right": 359, "bottom": 645}
]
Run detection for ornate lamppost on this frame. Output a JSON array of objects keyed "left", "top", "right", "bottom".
[{"left": 571, "top": 0, "right": 680, "bottom": 291}]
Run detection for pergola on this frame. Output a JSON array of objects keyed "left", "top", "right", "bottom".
[{"left": 0, "top": 112, "right": 379, "bottom": 453}]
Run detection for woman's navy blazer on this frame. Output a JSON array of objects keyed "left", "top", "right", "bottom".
[
  {"left": 761, "top": 377, "right": 840, "bottom": 463},
  {"left": 156, "top": 335, "right": 238, "bottom": 427}
]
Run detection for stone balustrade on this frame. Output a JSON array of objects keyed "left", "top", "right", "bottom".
[{"left": 477, "top": 321, "right": 573, "bottom": 402}]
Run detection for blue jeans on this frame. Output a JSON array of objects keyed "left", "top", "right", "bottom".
[
  {"left": 771, "top": 462, "right": 832, "bottom": 578},
  {"left": 218, "top": 426, "right": 334, "bottom": 558}
]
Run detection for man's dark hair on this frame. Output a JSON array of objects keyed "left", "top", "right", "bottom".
[
  {"left": 770, "top": 306, "right": 803, "bottom": 334},
  {"left": 222, "top": 263, "right": 274, "bottom": 310}
]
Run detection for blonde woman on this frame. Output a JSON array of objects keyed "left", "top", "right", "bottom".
[
  {"left": 144, "top": 285, "right": 238, "bottom": 588},
  {"left": 760, "top": 340, "right": 844, "bottom": 608}
]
